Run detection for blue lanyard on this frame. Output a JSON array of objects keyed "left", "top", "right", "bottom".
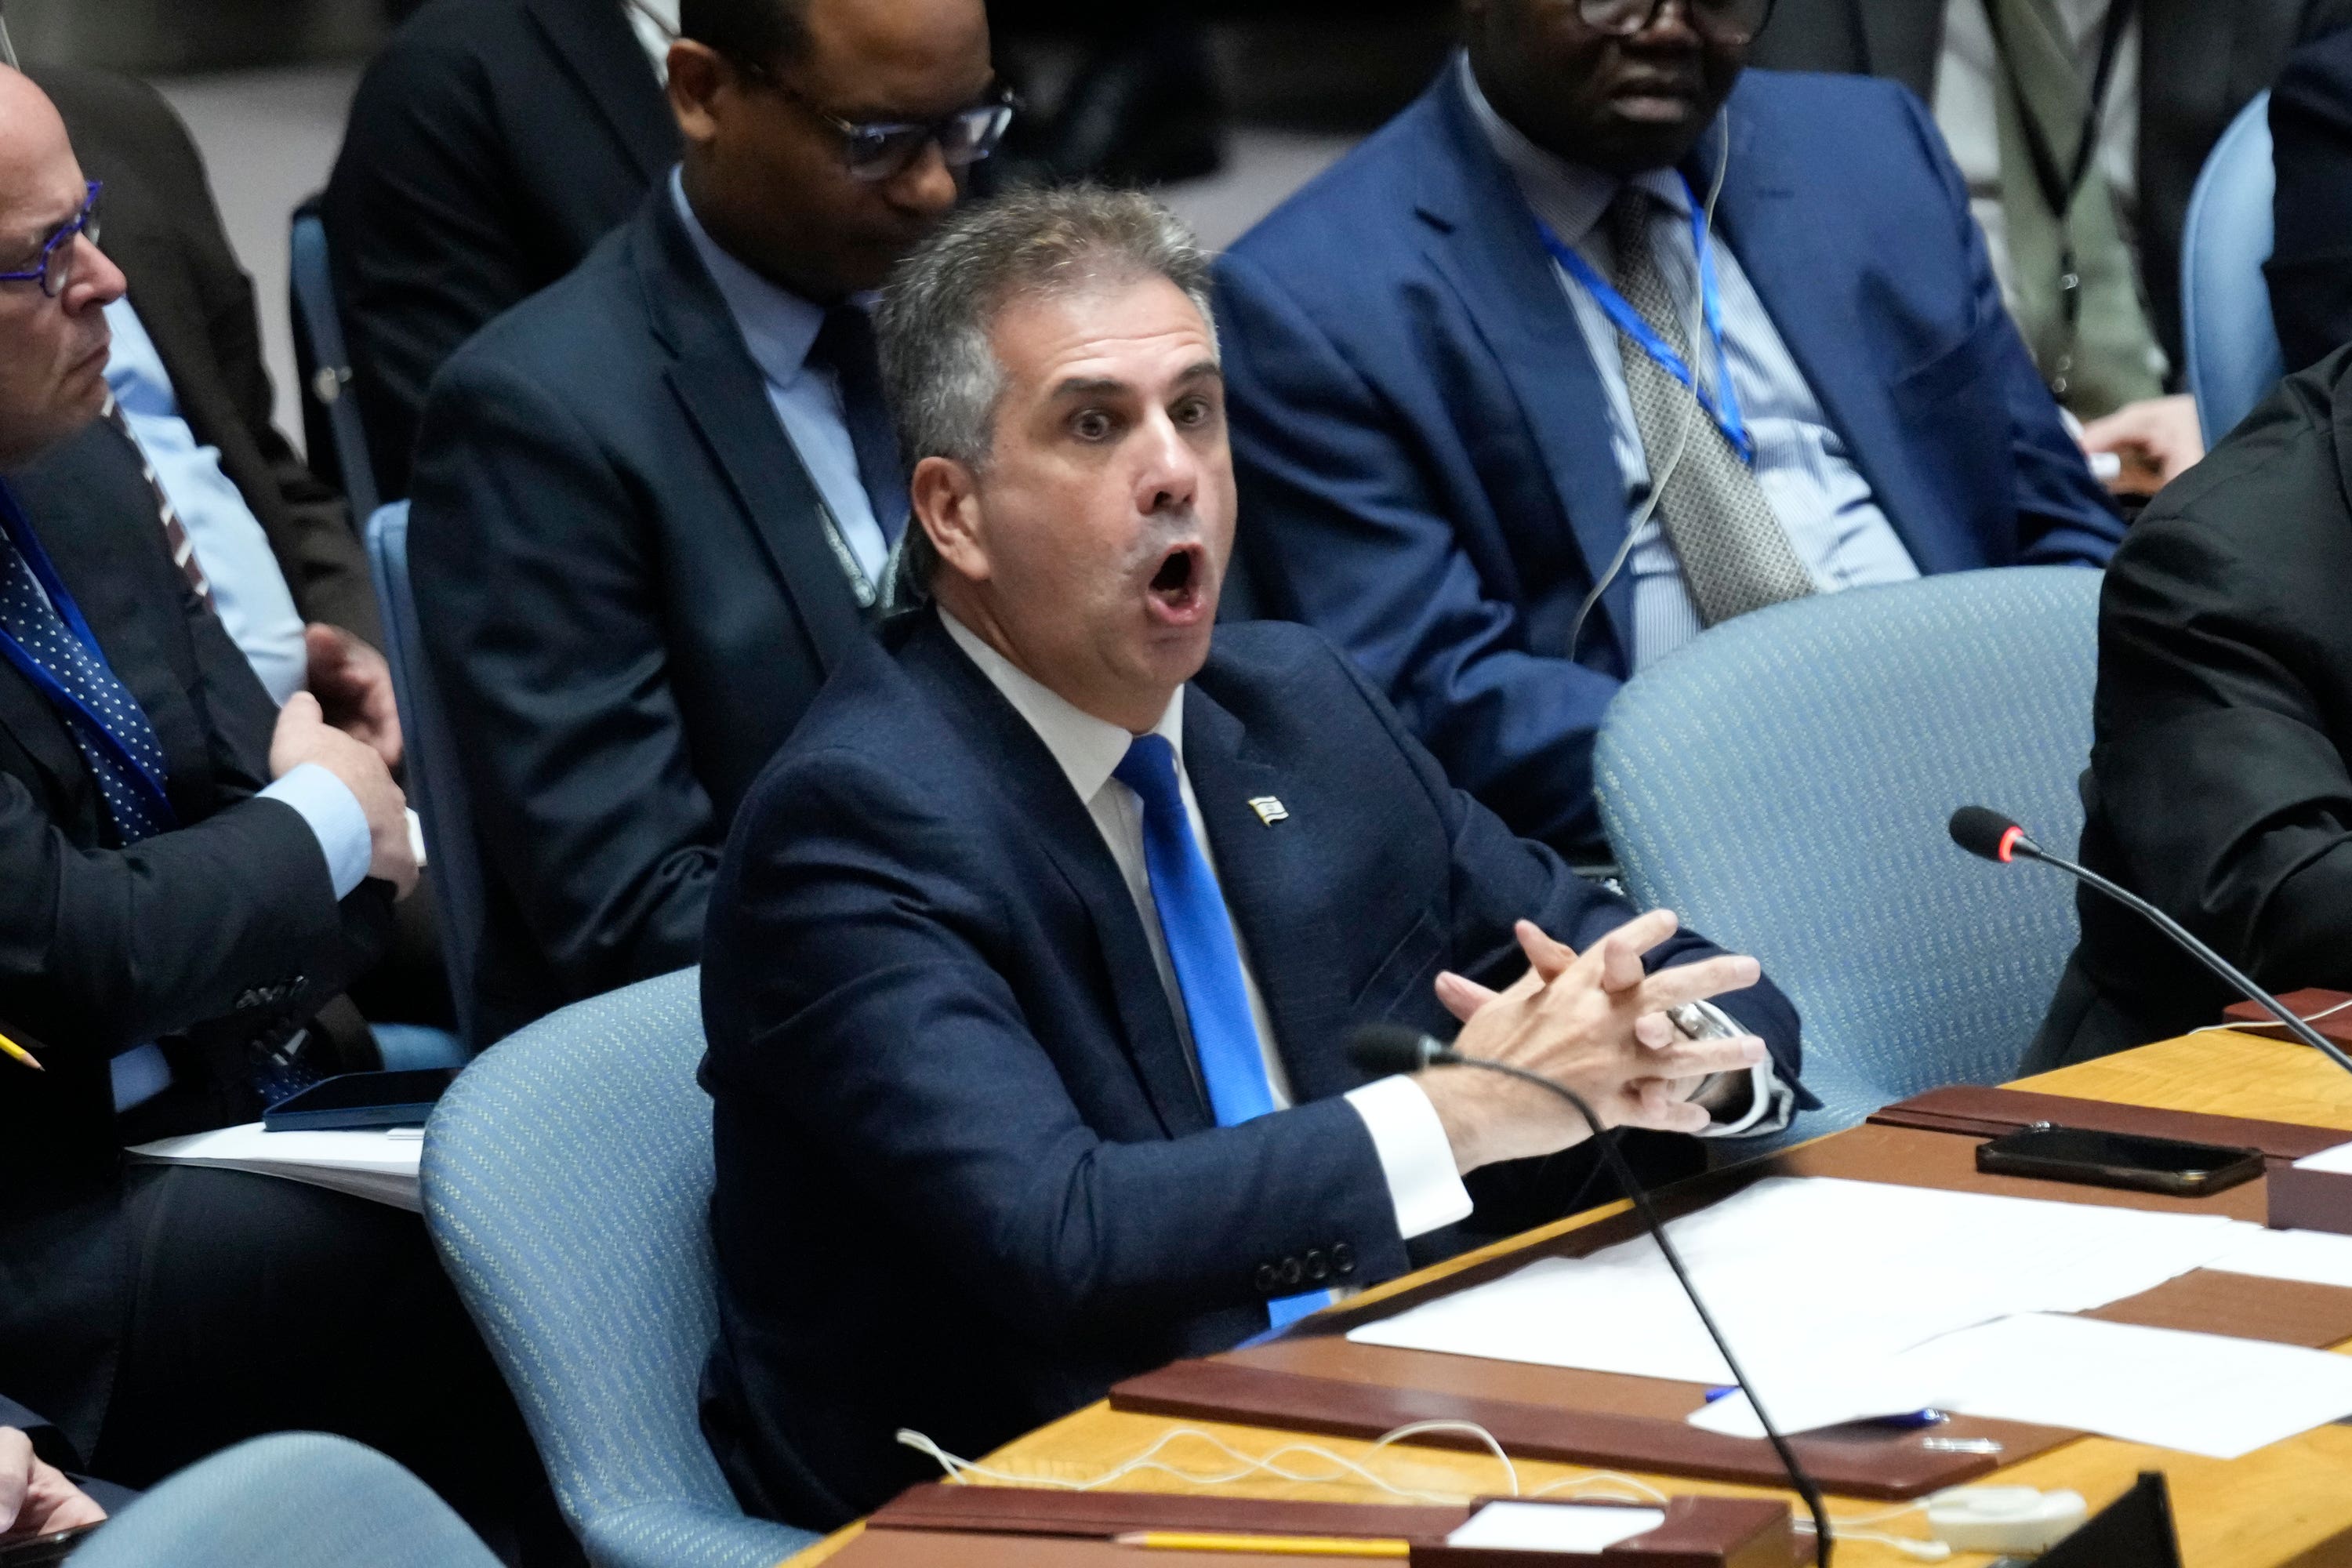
[
  {"left": 1537, "top": 176, "right": 1755, "bottom": 467},
  {"left": 0, "top": 480, "right": 180, "bottom": 829}
]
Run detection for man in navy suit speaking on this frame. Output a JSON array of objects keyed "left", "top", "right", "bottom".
[
  {"left": 1216, "top": 0, "right": 2128, "bottom": 862},
  {"left": 698, "top": 187, "right": 1809, "bottom": 1528}
]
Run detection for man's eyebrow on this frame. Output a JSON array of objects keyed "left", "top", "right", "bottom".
[
  {"left": 1173, "top": 359, "right": 1223, "bottom": 385},
  {"left": 1047, "top": 376, "right": 1133, "bottom": 401}
]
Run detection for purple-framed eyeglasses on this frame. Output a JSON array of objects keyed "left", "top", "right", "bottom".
[{"left": 1, "top": 182, "right": 103, "bottom": 299}]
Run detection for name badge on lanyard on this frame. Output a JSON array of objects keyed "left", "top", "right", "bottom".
[
  {"left": 0, "top": 481, "right": 180, "bottom": 831},
  {"left": 1537, "top": 174, "right": 1755, "bottom": 468}
]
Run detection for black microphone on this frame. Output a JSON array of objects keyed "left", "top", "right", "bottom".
[
  {"left": 1349, "top": 1023, "right": 1835, "bottom": 1564},
  {"left": 1947, "top": 807, "right": 2352, "bottom": 1079}
]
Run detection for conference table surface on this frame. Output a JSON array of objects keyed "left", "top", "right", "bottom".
[{"left": 783, "top": 1031, "right": 2352, "bottom": 1567}]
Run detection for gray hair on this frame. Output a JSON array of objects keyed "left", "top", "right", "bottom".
[{"left": 877, "top": 185, "right": 1218, "bottom": 600}]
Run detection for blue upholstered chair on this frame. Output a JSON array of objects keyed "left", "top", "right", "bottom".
[
  {"left": 2182, "top": 90, "right": 2282, "bottom": 444},
  {"left": 68, "top": 1434, "right": 499, "bottom": 1568},
  {"left": 367, "top": 502, "right": 492, "bottom": 1051},
  {"left": 421, "top": 970, "right": 821, "bottom": 1568},
  {"left": 1594, "top": 568, "right": 2101, "bottom": 1150},
  {"left": 289, "top": 205, "right": 379, "bottom": 524}
]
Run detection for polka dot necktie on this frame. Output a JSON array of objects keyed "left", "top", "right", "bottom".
[{"left": 0, "top": 516, "right": 172, "bottom": 845}]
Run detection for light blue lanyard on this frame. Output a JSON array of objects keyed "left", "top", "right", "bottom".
[{"left": 1537, "top": 176, "right": 1755, "bottom": 467}]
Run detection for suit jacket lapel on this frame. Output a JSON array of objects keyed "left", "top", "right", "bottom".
[
  {"left": 1181, "top": 688, "right": 1363, "bottom": 1105},
  {"left": 522, "top": 0, "right": 680, "bottom": 181},
  {"left": 902, "top": 618, "right": 1213, "bottom": 1137},
  {"left": 1413, "top": 80, "right": 1638, "bottom": 673},
  {"left": 1706, "top": 92, "right": 1955, "bottom": 572},
  {"left": 638, "top": 198, "right": 869, "bottom": 674}
]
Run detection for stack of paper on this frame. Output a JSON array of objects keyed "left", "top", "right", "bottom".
[
  {"left": 129, "top": 1123, "right": 423, "bottom": 1210},
  {"left": 1347, "top": 1177, "right": 2249, "bottom": 1390}
]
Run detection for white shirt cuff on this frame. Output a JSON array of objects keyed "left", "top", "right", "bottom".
[
  {"left": 260, "top": 763, "right": 372, "bottom": 901},
  {"left": 1682, "top": 1002, "right": 1796, "bottom": 1139},
  {"left": 1345, "top": 1073, "right": 1475, "bottom": 1240}
]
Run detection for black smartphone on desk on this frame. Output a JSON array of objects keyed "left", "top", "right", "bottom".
[
  {"left": 0, "top": 1523, "right": 103, "bottom": 1566},
  {"left": 261, "top": 1068, "right": 456, "bottom": 1132},
  {"left": 1976, "top": 1123, "right": 2263, "bottom": 1196}
]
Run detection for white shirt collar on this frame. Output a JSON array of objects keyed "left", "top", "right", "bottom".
[
  {"left": 1456, "top": 52, "right": 1694, "bottom": 249},
  {"left": 668, "top": 165, "right": 829, "bottom": 386},
  {"left": 938, "top": 607, "right": 1185, "bottom": 805}
]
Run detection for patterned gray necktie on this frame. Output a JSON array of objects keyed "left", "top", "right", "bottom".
[{"left": 1605, "top": 188, "right": 1815, "bottom": 628}]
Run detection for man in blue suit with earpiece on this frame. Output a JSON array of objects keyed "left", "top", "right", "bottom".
[{"left": 1217, "top": 0, "right": 2125, "bottom": 863}]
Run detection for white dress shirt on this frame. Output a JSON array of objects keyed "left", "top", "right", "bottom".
[
  {"left": 1933, "top": 0, "right": 2146, "bottom": 333},
  {"left": 1461, "top": 59, "right": 1922, "bottom": 670},
  {"left": 103, "top": 299, "right": 309, "bottom": 706},
  {"left": 939, "top": 609, "right": 1477, "bottom": 1240},
  {"left": 668, "top": 169, "right": 894, "bottom": 596},
  {"left": 624, "top": 0, "right": 678, "bottom": 78}
]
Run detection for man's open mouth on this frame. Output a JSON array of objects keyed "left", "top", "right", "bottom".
[{"left": 1145, "top": 543, "right": 1208, "bottom": 622}]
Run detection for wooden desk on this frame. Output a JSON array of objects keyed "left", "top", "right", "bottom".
[{"left": 786, "top": 1033, "right": 2352, "bottom": 1567}]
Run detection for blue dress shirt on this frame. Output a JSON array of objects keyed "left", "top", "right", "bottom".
[
  {"left": 103, "top": 299, "right": 310, "bottom": 705},
  {"left": 1461, "top": 60, "right": 1921, "bottom": 669},
  {"left": 667, "top": 169, "right": 893, "bottom": 592}
]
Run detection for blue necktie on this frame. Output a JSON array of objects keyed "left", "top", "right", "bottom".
[
  {"left": 1114, "top": 734, "right": 1332, "bottom": 1329},
  {"left": 0, "top": 520, "right": 171, "bottom": 846},
  {"left": 810, "top": 305, "right": 909, "bottom": 546}
]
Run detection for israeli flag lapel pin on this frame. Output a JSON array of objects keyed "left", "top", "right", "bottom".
[{"left": 1247, "top": 796, "right": 1290, "bottom": 826}]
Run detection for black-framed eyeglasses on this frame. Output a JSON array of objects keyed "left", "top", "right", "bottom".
[
  {"left": 739, "top": 65, "right": 1017, "bottom": 183},
  {"left": 0, "top": 181, "right": 103, "bottom": 299},
  {"left": 1576, "top": 0, "right": 1777, "bottom": 44}
]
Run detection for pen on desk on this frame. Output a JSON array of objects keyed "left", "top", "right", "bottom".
[
  {"left": 1112, "top": 1533, "right": 1411, "bottom": 1558},
  {"left": 0, "top": 1029, "right": 41, "bottom": 1071}
]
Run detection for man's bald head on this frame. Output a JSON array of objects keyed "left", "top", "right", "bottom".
[{"left": 0, "top": 65, "right": 124, "bottom": 471}]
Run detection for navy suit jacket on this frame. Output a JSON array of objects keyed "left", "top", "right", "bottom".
[
  {"left": 412, "top": 190, "right": 871, "bottom": 1044},
  {"left": 1217, "top": 67, "right": 2125, "bottom": 858},
  {"left": 698, "top": 614, "right": 1805, "bottom": 1527}
]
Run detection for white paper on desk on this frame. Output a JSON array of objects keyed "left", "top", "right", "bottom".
[
  {"left": 128, "top": 1123, "right": 423, "bottom": 1212},
  {"left": 1448, "top": 1502, "right": 1666, "bottom": 1552},
  {"left": 1698, "top": 1314, "right": 2352, "bottom": 1461},
  {"left": 1347, "top": 1177, "right": 2248, "bottom": 1394},
  {"left": 2209, "top": 1225, "right": 2352, "bottom": 1289},
  {"left": 2295, "top": 1142, "right": 2352, "bottom": 1174}
]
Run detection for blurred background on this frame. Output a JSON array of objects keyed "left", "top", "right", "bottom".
[{"left": 9, "top": 0, "right": 1458, "bottom": 452}]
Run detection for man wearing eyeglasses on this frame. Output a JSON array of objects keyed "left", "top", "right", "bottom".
[
  {"left": 410, "top": 0, "right": 1002, "bottom": 1042},
  {"left": 0, "top": 67, "right": 555, "bottom": 1552},
  {"left": 1216, "top": 0, "right": 2125, "bottom": 865}
]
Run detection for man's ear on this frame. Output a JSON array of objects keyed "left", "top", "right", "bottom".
[
  {"left": 666, "top": 39, "right": 726, "bottom": 143},
  {"left": 913, "top": 455, "right": 990, "bottom": 584}
]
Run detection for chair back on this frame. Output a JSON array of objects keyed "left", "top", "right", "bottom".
[
  {"left": 70, "top": 1434, "right": 499, "bottom": 1568},
  {"left": 421, "top": 971, "right": 818, "bottom": 1568},
  {"left": 1595, "top": 569, "right": 2101, "bottom": 1147},
  {"left": 367, "top": 501, "right": 488, "bottom": 1048},
  {"left": 289, "top": 203, "right": 380, "bottom": 522},
  {"left": 2183, "top": 91, "right": 2283, "bottom": 442}
]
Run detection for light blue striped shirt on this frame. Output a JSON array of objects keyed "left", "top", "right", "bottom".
[{"left": 1461, "top": 60, "right": 1920, "bottom": 669}]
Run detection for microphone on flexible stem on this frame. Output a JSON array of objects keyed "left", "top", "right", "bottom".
[
  {"left": 1348, "top": 1024, "right": 1834, "bottom": 1565},
  {"left": 1947, "top": 807, "right": 2352, "bottom": 1080}
]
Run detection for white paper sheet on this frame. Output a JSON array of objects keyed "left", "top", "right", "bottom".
[
  {"left": 1347, "top": 1177, "right": 2249, "bottom": 1397},
  {"left": 1447, "top": 1502, "right": 1667, "bottom": 1552},
  {"left": 2295, "top": 1142, "right": 2352, "bottom": 1174},
  {"left": 1695, "top": 1314, "right": 2352, "bottom": 1461},
  {"left": 2209, "top": 1225, "right": 2352, "bottom": 1289},
  {"left": 129, "top": 1123, "right": 423, "bottom": 1211}
]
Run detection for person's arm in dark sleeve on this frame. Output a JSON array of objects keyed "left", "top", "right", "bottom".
[
  {"left": 1215, "top": 256, "right": 1631, "bottom": 857},
  {"left": 324, "top": 38, "right": 538, "bottom": 499},
  {"left": 705, "top": 746, "right": 1414, "bottom": 1339},
  {"left": 2089, "top": 444, "right": 2352, "bottom": 993},
  {"left": 1888, "top": 89, "right": 2124, "bottom": 566},
  {"left": 410, "top": 356, "right": 717, "bottom": 999},
  {"left": 2270, "top": 32, "right": 2352, "bottom": 374}
]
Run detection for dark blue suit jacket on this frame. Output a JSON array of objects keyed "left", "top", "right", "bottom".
[
  {"left": 698, "top": 613, "right": 1805, "bottom": 1527},
  {"left": 1216, "top": 67, "right": 2125, "bottom": 858}
]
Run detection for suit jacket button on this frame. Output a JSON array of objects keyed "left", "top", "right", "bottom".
[
  {"left": 1279, "top": 1257, "right": 1305, "bottom": 1288},
  {"left": 1305, "top": 1249, "right": 1330, "bottom": 1283},
  {"left": 1254, "top": 1264, "right": 1279, "bottom": 1294},
  {"left": 1332, "top": 1242, "right": 1356, "bottom": 1277}
]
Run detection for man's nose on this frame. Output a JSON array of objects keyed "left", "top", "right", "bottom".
[
  {"left": 63, "top": 236, "right": 127, "bottom": 314},
  {"left": 1135, "top": 411, "right": 1200, "bottom": 514},
  {"left": 884, "top": 140, "right": 960, "bottom": 220}
]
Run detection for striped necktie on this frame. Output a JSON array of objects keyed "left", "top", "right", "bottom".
[{"left": 101, "top": 397, "right": 212, "bottom": 605}]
